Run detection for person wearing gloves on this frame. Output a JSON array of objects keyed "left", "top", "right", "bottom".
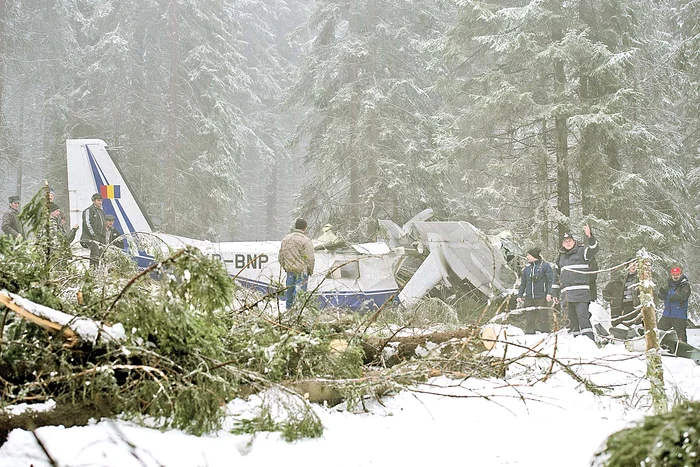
[{"left": 554, "top": 224, "right": 600, "bottom": 340}]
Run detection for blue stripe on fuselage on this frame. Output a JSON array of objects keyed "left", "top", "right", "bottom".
[
  {"left": 235, "top": 276, "right": 398, "bottom": 311},
  {"left": 126, "top": 255, "right": 397, "bottom": 311}
]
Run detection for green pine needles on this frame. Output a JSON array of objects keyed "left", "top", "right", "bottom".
[
  {"left": 0, "top": 188, "right": 351, "bottom": 439},
  {"left": 594, "top": 401, "right": 700, "bottom": 467}
]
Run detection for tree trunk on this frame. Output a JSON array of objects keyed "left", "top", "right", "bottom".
[
  {"left": 552, "top": 15, "right": 570, "bottom": 238},
  {"left": 346, "top": 1, "right": 361, "bottom": 234},
  {"left": 0, "top": 401, "right": 117, "bottom": 447},
  {"left": 165, "top": 0, "right": 180, "bottom": 231},
  {"left": 360, "top": 326, "right": 482, "bottom": 364},
  {"left": 0, "top": 0, "right": 6, "bottom": 118},
  {"left": 555, "top": 115, "right": 569, "bottom": 237},
  {"left": 637, "top": 253, "right": 667, "bottom": 414},
  {"left": 266, "top": 161, "right": 278, "bottom": 240}
]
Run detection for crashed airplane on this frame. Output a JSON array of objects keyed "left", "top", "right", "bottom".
[{"left": 66, "top": 139, "right": 516, "bottom": 310}]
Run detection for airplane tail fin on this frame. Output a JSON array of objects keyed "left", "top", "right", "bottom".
[{"left": 66, "top": 139, "right": 153, "bottom": 236}]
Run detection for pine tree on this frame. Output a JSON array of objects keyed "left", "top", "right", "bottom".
[
  {"left": 290, "top": 0, "right": 456, "bottom": 238},
  {"left": 443, "top": 0, "right": 695, "bottom": 261},
  {"left": 233, "top": 0, "right": 313, "bottom": 241}
]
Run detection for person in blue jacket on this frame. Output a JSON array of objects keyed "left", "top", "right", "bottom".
[
  {"left": 517, "top": 247, "right": 553, "bottom": 334},
  {"left": 658, "top": 266, "right": 691, "bottom": 342}
]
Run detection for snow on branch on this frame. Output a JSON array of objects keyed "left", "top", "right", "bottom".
[{"left": 0, "top": 290, "right": 125, "bottom": 346}]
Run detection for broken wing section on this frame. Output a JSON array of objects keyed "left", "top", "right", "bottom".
[{"left": 398, "top": 221, "right": 516, "bottom": 308}]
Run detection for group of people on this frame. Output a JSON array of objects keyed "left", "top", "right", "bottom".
[
  {"left": 516, "top": 225, "right": 692, "bottom": 343},
  {"left": 1, "top": 190, "right": 122, "bottom": 268}
]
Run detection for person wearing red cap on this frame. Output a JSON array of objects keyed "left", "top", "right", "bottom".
[{"left": 658, "top": 266, "right": 691, "bottom": 342}]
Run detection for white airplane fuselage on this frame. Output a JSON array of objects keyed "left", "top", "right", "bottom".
[
  {"left": 66, "top": 139, "right": 403, "bottom": 311},
  {"left": 140, "top": 232, "right": 404, "bottom": 309}
]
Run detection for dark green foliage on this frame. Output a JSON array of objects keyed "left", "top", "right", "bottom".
[
  {"left": 0, "top": 235, "right": 45, "bottom": 294},
  {"left": 1, "top": 244, "right": 242, "bottom": 435},
  {"left": 226, "top": 316, "right": 365, "bottom": 382},
  {"left": 0, "top": 190, "right": 363, "bottom": 440},
  {"left": 594, "top": 401, "right": 700, "bottom": 467},
  {"left": 108, "top": 248, "right": 236, "bottom": 359},
  {"left": 1, "top": 188, "right": 77, "bottom": 309}
]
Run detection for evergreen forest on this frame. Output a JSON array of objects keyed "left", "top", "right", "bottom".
[{"left": 1, "top": 0, "right": 698, "bottom": 269}]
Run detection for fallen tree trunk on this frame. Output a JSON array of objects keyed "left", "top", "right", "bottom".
[
  {"left": 0, "top": 291, "right": 78, "bottom": 346},
  {"left": 360, "top": 326, "right": 482, "bottom": 365},
  {"left": 0, "top": 399, "right": 117, "bottom": 447},
  {"left": 0, "top": 290, "right": 124, "bottom": 346},
  {"left": 283, "top": 359, "right": 506, "bottom": 406}
]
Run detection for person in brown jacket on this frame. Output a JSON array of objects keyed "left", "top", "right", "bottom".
[{"left": 279, "top": 218, "right": 315, "bottom": 309}]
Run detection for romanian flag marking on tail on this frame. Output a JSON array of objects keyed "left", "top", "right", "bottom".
[{"left": 100, "top": 185, "right": 121, "bottom": 199}]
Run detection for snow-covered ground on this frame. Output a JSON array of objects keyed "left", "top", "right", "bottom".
[{"left": 2, "top": 330, "right": 699, "bottom": 467}]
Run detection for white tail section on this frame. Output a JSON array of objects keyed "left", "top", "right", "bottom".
[{"left": 66, "top": 139, "right": 152, "bottom": 236}]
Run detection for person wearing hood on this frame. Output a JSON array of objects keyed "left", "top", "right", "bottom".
[
  {"left": 554, "top": 224, "right": 599, "bottom": 340},
  {"left": 516, "top": 247, "right": 554, "bottom": 334},
  {"left": 658, "top": 266, "right": 691, "bottom": 342}
]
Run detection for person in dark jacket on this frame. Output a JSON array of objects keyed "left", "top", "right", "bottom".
[
  {"left": 49, "top": 202, "right": 79, "bottom": 243},
  {"left": 554, "top": 224, "right": 600, "bottom": 340},
  {"left": 2, "top": 196, "right": 25, "bottom": 239},
  {"left": 517, "top": 247, "right": 554, "bottom": 334},
  {"left": 42, "top": 202, "right": 79, "bottom": 259},
  {"left": 658, "top": 266, "right": 691, "bottom": 342},
  {"left": 80, "top": 193, "right": 106, "bottom": 268},
  {"left": 602, "top": 260, "right": 641, "bottom": 326},
  {"left": 105, "top": 214, "right": 122, "bottom": 246}
]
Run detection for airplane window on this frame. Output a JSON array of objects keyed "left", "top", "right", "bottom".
[{"left": 330, "top": 259, "right": 360, "bottom": 280}]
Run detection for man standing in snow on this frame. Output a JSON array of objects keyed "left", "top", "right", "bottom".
[
  {"left": 658, "top": 266, "right": 691, "bottom": 342},
  {"left": 279, "top": 218, "right": 315, "bottom": 309},
  {"left": 554, "top": 224, "right": 599, "bottom": 340},
  {"left": 2, "top": 196, "right": 24, "bottom": 239},
  {"left": 516, "top": 247, "right": 553, "bottom": 334},
  {"left": 80, "top": 193, "right": 106, "bottom": 268}
]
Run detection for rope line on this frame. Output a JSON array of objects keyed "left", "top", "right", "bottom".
[{"left": 559, "top": 258, "right": 636, "bottom": 275}]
